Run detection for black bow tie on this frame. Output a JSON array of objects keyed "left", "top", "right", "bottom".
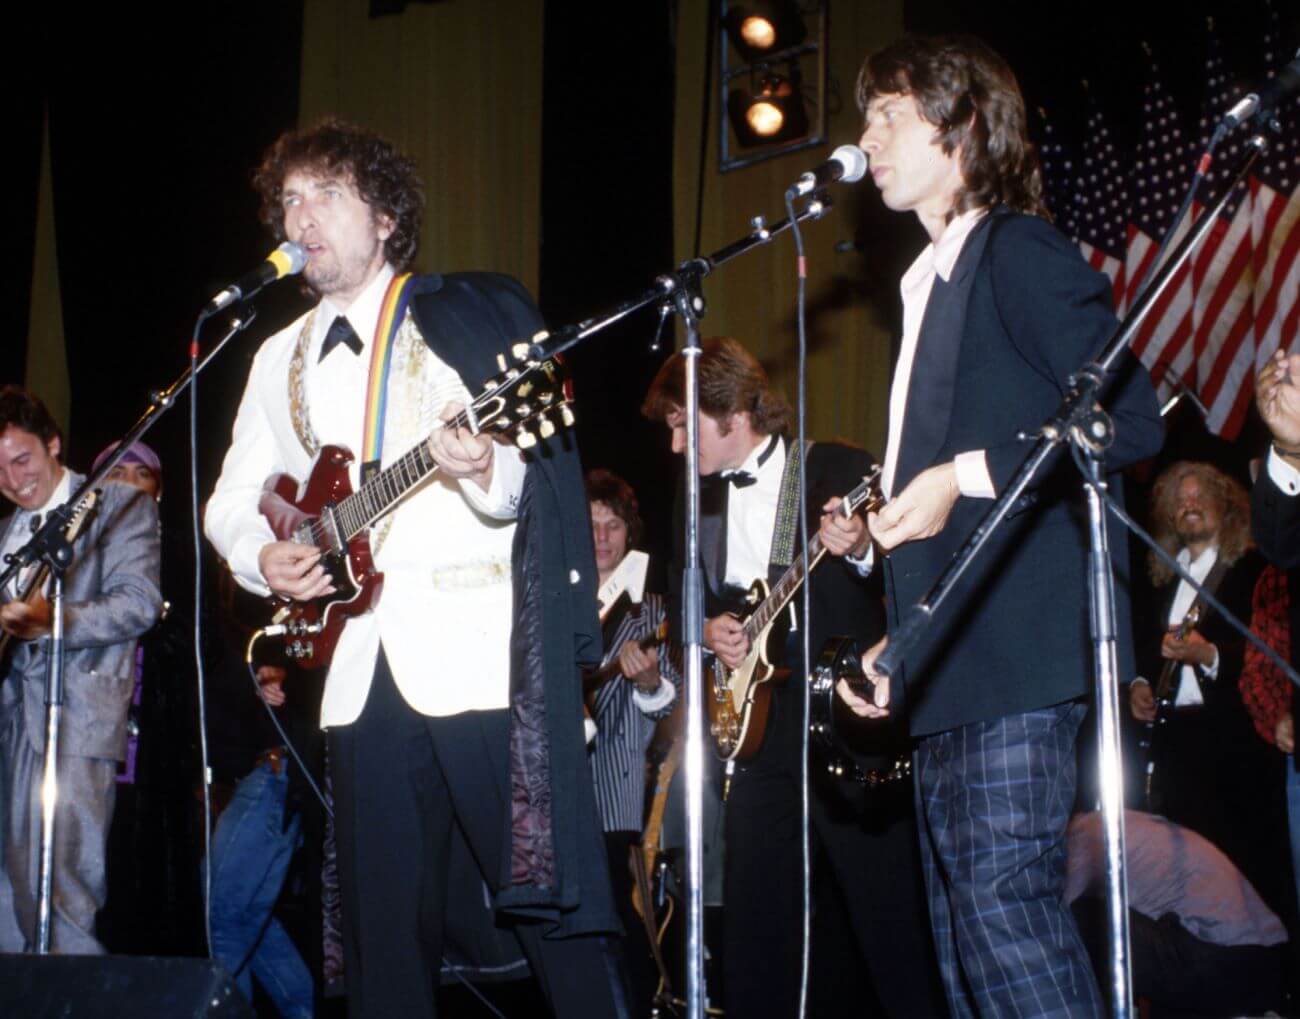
[
  {"left": 319, "top": 316, "right": 363, "bottom": 361},
  {"left": 721, "top": 470, "right": 758, "bottom": 489}
]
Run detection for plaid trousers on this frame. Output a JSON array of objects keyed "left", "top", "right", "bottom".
[{"left": 915, "top": 701, "right": 1104, "bottom": 1018}]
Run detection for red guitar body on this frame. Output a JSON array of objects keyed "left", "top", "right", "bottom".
[{"left": 260, "top": 445, "right": 384, "bottom": 669}]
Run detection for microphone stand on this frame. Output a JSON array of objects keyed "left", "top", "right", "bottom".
[
  {"left": 871, "top": 129, "right": 1271, "bottom": 1017},
  {"left": 0, "top": 303, "right": 257, "bottom": 953},
  {"left": 531, "top": 194, "right": 833, "bottom": 1019}
]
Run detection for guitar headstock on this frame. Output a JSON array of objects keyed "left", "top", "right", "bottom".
[
  {"left": 842, "top": 465, "right": 885, "bottom": 517},
  {"left": 470, "top": 340, "right": 576, "bottom": 449}
]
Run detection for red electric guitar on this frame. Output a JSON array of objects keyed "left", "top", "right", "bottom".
[{"left": 260, "top": 344, "right": 572, "bottom": 668}]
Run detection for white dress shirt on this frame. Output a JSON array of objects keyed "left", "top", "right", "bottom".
[
  {"left": 1163, "top": 546, "right": 1220, "bottom": 706},
  {"left": 723, "top": 434, "right": 785, "bottom": 590},
  {"left": 883, "top": 207, "right": 992, "bottom": 500},
  {"left": 205, "top": 264, "right": 527, "bottom": 726},
  {"left": 1266, "top": 445, "right": 1300, "bottom": 495}
]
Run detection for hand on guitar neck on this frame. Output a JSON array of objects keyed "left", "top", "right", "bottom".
[{"left": 426, "top": 400, "right": 495, "bottom": 492}]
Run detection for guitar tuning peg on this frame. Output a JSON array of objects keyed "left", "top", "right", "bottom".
[
  {"left": 511, "top": 342, "right": 530, "bottom": 362},
  {"left": 515, "top": 425, "right": 537, "bottom": 449},
  {"left": 537, "top": 415, "right": 556, "bottom": 439},
  {"left": 559, "top": 404, "right": 575, "bottom": 427},
  {"left": 496, "top": 354, "right": 507, "bottom": 372}
]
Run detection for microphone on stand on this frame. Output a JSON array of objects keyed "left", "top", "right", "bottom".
[
  {"left": 788, "top": 144, "right": 869, "bottom": 197},
  {"left": 203, "top": 242, "right": 308, "bottom": 316},
  {"left": 1221, "top": 49, "right": 1300, "bottom": 130}
]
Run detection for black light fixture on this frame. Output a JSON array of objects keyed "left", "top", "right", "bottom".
[
  {"left": 719, "top": 0, "right": 826, "bottom": 172},
  {"left": 722, "top": 2, "right": 808, "bottom": 62},
  {"left": 727, "top": 67, "right": 810, "bottom": 147}
]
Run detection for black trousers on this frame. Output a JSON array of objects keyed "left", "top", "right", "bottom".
[
  {"left": 722, "top": 681, "right": 947, "bottom": 1019},
  {"left": 329, "top": 652, "right": 629, "bottom": 1018}
]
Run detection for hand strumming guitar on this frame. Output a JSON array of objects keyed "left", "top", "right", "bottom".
[
  {"left": 258, "top": 541, "right": 336, "bottom": 602},
  {"left": 0, "top": 594, "right": 52, "bottom": 640},
  {"left": 617, "top": 640, "right": 662, "bottom": 695},
  {"left": 706, "top": 614, "right": 750, "bottom": 670}
]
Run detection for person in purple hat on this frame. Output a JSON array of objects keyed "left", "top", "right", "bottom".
[{"left": 92, "top": 442, "right": 162, "bottom": 503}]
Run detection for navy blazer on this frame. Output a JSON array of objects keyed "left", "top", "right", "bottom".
[
  {"left": 1252, "top": 469, "right": 1300, "bottom": 570},
  {"left": 884, "top": 209, "right": 1164, "bottom": 736}
]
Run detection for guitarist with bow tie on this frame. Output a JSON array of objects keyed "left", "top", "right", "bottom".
[
  {"left": 205, "top": 120, "right": 629, "bottom": 1019},
  {"left": 642, "top": 337, "right": 943, "bottom": 1019}
]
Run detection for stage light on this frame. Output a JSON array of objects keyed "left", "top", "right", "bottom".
[
  {"left": 727, "top": 72, "right": 810, "bottom": 147},
  {"left": 723, "top": 2, "right": 807, "bottom": 62}
]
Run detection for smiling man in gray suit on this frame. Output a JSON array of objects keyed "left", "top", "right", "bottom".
[{"left": 0, "top": 386, "right": 161, "bottom": 953}]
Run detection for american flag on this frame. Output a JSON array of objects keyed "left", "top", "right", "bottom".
[
  {"left": 1124, "top": 52, "right": 1195, "bottom": 387},
  {"left": 1043, "top": 7, "right": 1300, "bottom": 439},
  {"left": 1073, "top": 86, "right": 1129, "bottom": 306},
  {"left": 1038, "top": 106, "right": 1081, "bottom": 241}
]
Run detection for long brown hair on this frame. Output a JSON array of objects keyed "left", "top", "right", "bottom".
[
  {"left": 856, "top": 35, "right": 1048, "bottom": 221},
  {"left": 1147, "top": 461, "right": 1251, "bottom": 586}
]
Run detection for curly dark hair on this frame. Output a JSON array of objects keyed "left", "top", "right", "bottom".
[
  {"left": 856, "top": 35, "right": 1048, "bottom": 221},
  {"left": 1147, "top": 461, "right": 1252, "bottom": 586},
  {"left": 253, "top": 118, "right": 424, "bottom": 271},
  {"left": 0, "top": 385, "right": 61, "bottom": 450},
  {"left": 585, "top": 468, "right": 644, "bottom": 548},
  {"left": 641, "top": 337, "right": 791, "bottom": 437}
]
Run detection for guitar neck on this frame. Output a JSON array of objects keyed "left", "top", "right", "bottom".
[
  {"left": 744, "top": 535, "right": 828, "bottom": 642},
  {"left": 334, "top": 437, "right": 443, "bottom": 542}
]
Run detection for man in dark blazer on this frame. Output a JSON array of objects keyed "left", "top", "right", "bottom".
[
  {"left": 0, "top": 386, "right": 162, "bottom": 953},
  {"left": 832, "top": 36, "right": 1163, "bottom": 1017},
  {"left": 1253, "top": 348, "right": 1300, "bottom": 568},
  {"left": 644, "top": 338, "right": 944, "bottom": 1019}
]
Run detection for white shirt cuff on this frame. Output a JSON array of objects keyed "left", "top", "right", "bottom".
[
  {"left": 1199, "top": 647, "right": 1220, "bottom": 681},
  {"left": 846, "top": 546, "right": 875, "bottom": 577},
  {"left": 632, "top": 677, "right": 676, "bottom": 713},
  {"left": 230, "top": 533, "right": 274, "bottom": 598},
  {"left": 1267, "top": 446, "right": 1300, "bottom": 495},
  {"left": 459, "top": 443, "right": 525, "bottom": 519},
  {"left": 954, "top": 450, "right": 995, "bottom": 499}
]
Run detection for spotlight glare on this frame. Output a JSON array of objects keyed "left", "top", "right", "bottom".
[
  {"left": 746, "top": 100, "right": 785, "bottom": 137},
  {"left": 739, "top": 15, "right": 777, "bottom": 51}
]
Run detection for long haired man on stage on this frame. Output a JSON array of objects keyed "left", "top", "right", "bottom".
[
  {"left": 829, "top": 35, "right": 1163, "bottom": 1017},
  {"left": 205, "top": 120, "right": 628, "bottom": 1018}
]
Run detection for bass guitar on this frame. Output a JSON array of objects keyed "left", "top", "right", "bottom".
[
  {"left": 1139, "top": 603, "right": 1202, "bottom": 813},
  {"left": 261, "top": 344, "right": 573, "bottom": 668},
  {"left": 708, "top": 467, "right": 883, "bottom": 761}
]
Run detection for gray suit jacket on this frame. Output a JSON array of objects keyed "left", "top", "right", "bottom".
[{"left": 1, "top": 473, "right": 162, "bottom": 760}]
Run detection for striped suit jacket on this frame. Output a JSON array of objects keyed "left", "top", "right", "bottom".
[{"left": 589, "top": 592, "right": 677, "bottom": 833}]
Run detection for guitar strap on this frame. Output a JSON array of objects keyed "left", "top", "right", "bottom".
[
  {"left": 768, "top": 438, "right": 815, "bottom": 570},
  {"left": 359, "top": 272, "right": 417, "bottom": 485}
]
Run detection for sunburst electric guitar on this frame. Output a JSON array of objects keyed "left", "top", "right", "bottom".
[
  {"left": 708, "top": 466, "right": 883, "bottom": 761},
  {"left": 260, "top": 344, "right": 573, "bottom": 668}
]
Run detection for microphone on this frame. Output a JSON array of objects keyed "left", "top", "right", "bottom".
[
  {"left": 204, "top": 242, "right": 308, "bottom": 316},
  {"left": 1222, "top": 49, "right": 1300, "bottom": 129},
  {"left": 789, "top": 144, "right": 869, "bottom": 197}
]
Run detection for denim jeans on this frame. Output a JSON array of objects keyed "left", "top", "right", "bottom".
[{"left": 209, "top": 759, "right": 313, "bottom": 1018}]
